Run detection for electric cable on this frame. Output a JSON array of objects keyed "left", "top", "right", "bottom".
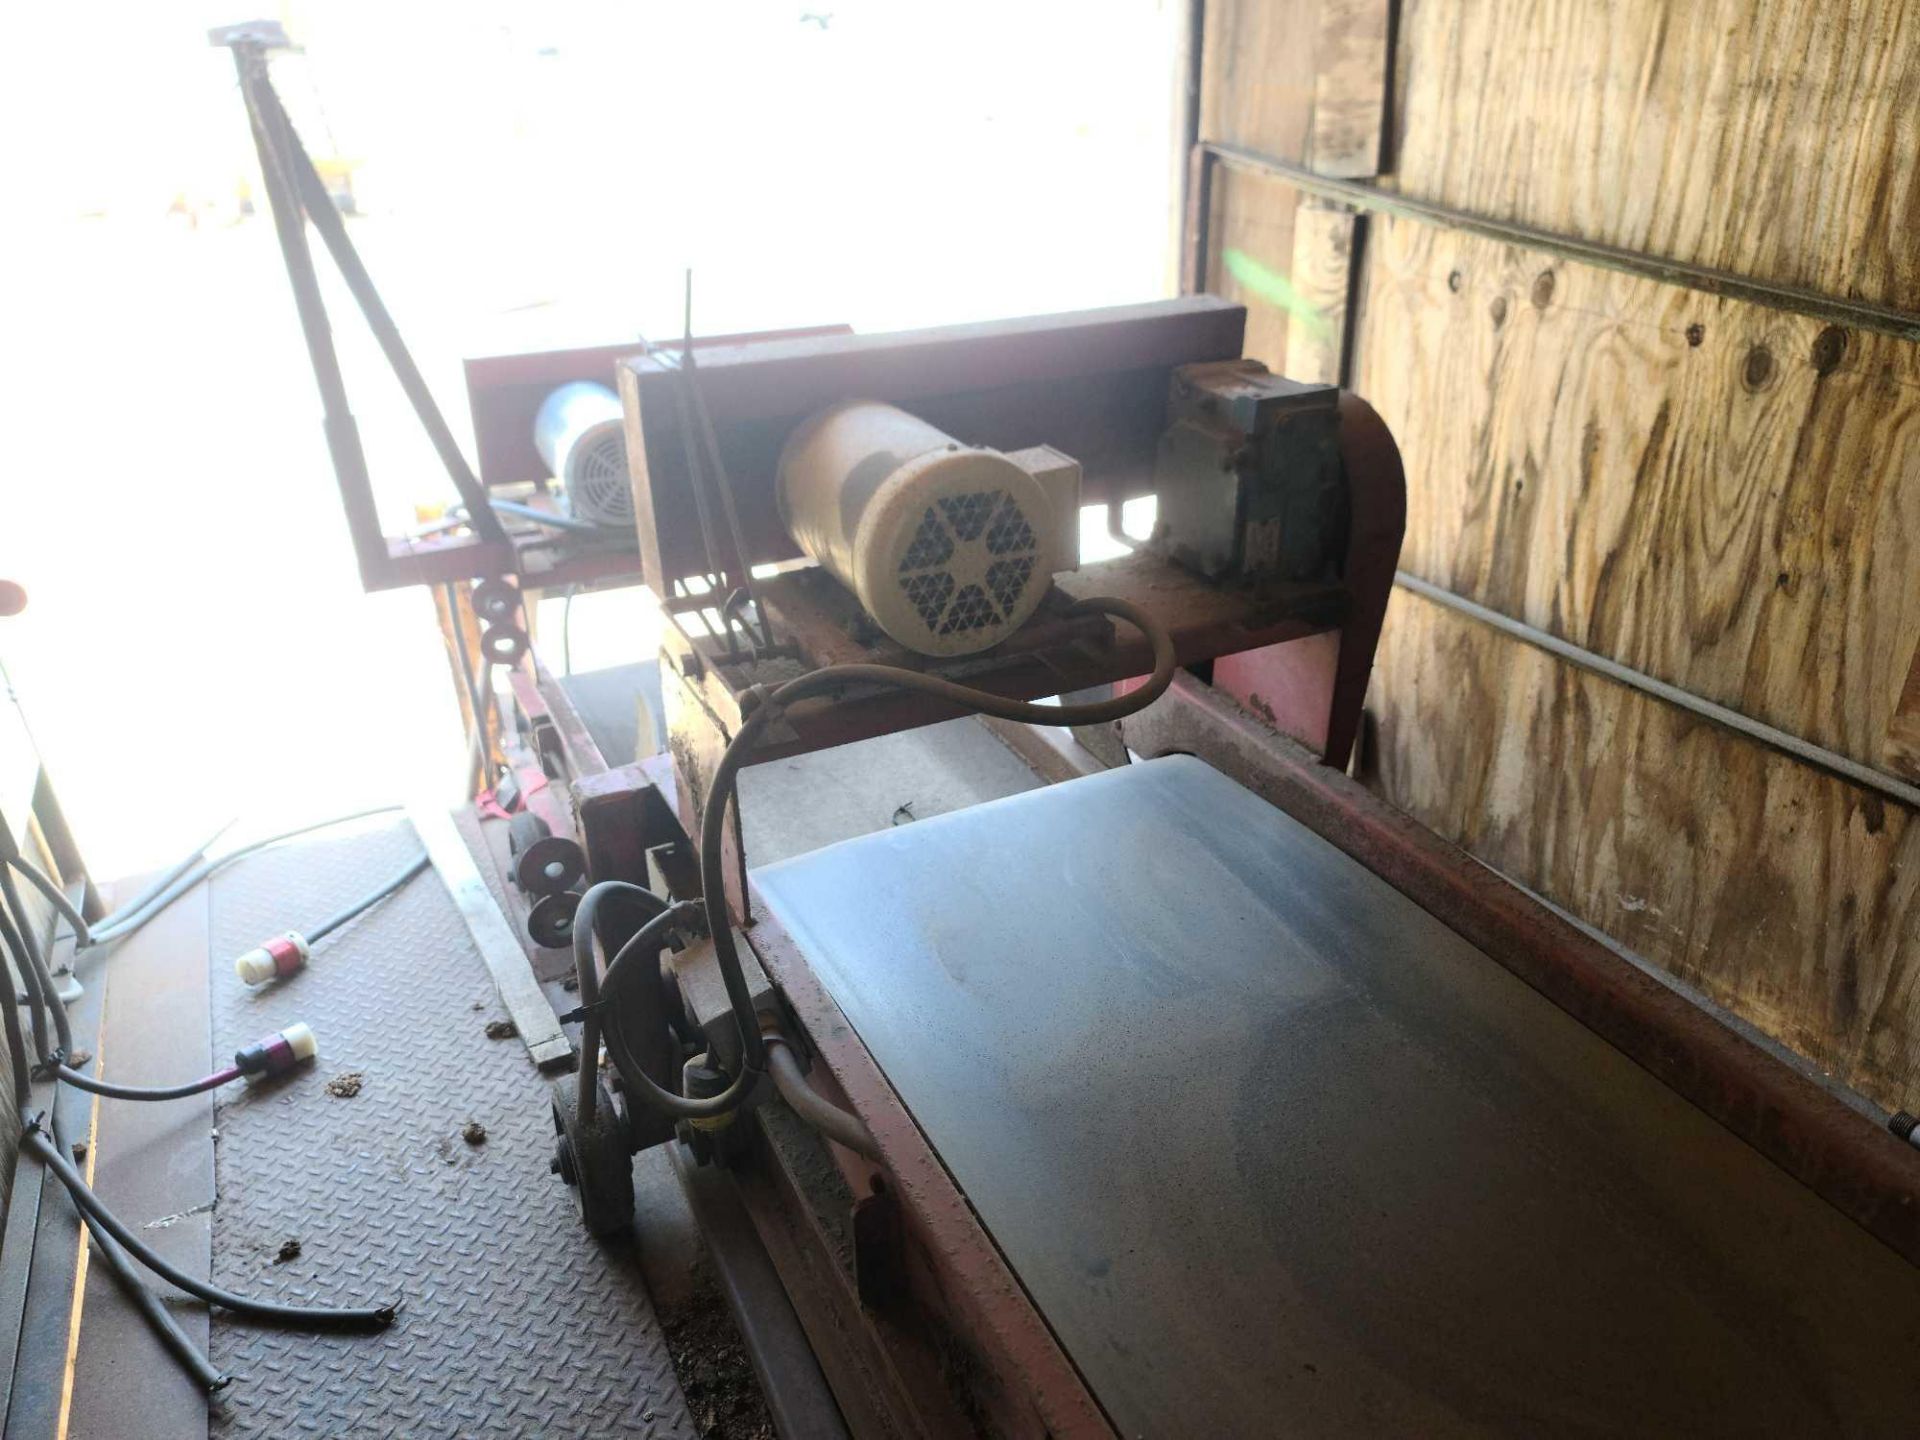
[
  {"left": 580, "top": 596, "right": 1176, "bottom": 1131},
  {"left": 22, "top": 1128, "right": 396, "bottom": 1330},
  {"left": 304, "top": 852, "right": 430, "bottom": 945},
  {"left": 56, "top": 1063, "right": 244, "bottom": 1102},
  {"left": 0, "top": 886, "right": 52, "bottom": 1063},
  {"left": 90, "top": 817, "right": 234, "bottom": 929},
  {"left": 697, "top": 594, "right": 1175, "bottom": 1089},
  {"left": 0, "top": 862, "right": 60, "bottom": 1063},
  {"left": 590, "top": 899, "right": 715, "bottom": 1121},
  {"left": 568, "top": 883, "right": 676, "bottom": 1123},
  {"left": 6, "top": 874, "right": 392, "bottom": 1332},
  {"left": 764, "top": 1033, "right": 880, "bottom": 1160},
  {"left": 83, "top": 804, "right": 406, "bottom": 947},
  {"left": 0, "top": 914, "right": 229, "bottom": 1387},
  {"left": 47, "top": 1097, "right": 232, "bottom": 1391},
  {"left": 6, "top": 852, "right": 90, "bottom": 946}
]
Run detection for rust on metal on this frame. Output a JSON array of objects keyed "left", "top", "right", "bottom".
[{"left": 745, "top": 895, "right": 1118, "bottom": 1439}]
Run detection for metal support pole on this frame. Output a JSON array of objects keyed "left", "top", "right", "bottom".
[
  {"left": 225, "top": 38, "right": 390, "bottom": 587},
  {"left": 250, "top": 79, "right": 506, "bottom": 545}
]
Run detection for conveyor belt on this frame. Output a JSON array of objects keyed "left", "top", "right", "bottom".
[{"left": 758, "top": 756, "right": 1920, "bottom": 1439}]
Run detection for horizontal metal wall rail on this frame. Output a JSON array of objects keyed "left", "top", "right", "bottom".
[
  {"left": 1202, "top": 141, "right": 1920, "bottom": 345},
  {"left": 1394, "top": 570, "right": 1920, "bottom": 811}
]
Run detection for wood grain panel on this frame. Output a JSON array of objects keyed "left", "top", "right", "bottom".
[
  {"left": 1200, "top": 0, "right": 1390, "bottom": 175},
  {"left": 1390, "top": 0, "right": 1920, "bottom": 310},
  {"left": 1892, "top": 642, "right": 1920, "bottom": 779},
  {"left": 1372, "top": 587, "right": 1920, "bottom": 1114},
  {"left": 1283, "top": 200, "right": 1357, "bottom": 384},
  {"left": 1352, "top": 215, "right": 1920, "bottom": 771}
]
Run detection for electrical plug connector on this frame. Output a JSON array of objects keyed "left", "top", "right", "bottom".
[
  {"left": 234, "top": 932, "right": 310, "bottom": 986},
  {"left": 234, "top": 1022, "right": 317, "bottom": 1078}
]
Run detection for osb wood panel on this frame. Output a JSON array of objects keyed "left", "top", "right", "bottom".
[
  {"left": 1372, "top": 587, "right": 1920, "bottom": 1114},
  {"left": 1200, "top": 0, "right": 1391, "bottom": 176},
  {"left": 1891, "top": 643, "right": 1920, "bottom": 779},
  {"left": 1352, "top": 215, "right": 1920, "bottom": 772},
  {"left": 1206, "top": 163, "right": 1301, "bottom": 372},
  {"left": 1389, "top": 0, "right": 1920, "bottom": 310}
]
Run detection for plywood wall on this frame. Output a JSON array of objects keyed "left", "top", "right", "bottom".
[{"left": 1194, "top": 0, "right": 1920, "bottom": 1111}]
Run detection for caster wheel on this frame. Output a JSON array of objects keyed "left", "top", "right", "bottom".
[
  {"left": 549, "top": 1078, "right": 633, "bottom": 1237},
  {"left": 527, "top": 891, "right": 581, "bottom": 949},
  {"left": 471, "top": 578, "right": 520, "bottom": 626}
]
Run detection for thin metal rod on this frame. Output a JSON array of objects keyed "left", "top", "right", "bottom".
[
  {"left": 679, "top": 279, "right": 775, "bottom": 648},
  {"left": 1393, "top": 570, "right": 1920, "bottom": 810},
  {"left": 252, "top": 78, "right": 508, "bottom": 545},
  {"left": 668, "top": 279, "right": 732, "bottom": 625},
  {"left": 230, "top": 42, "right": 388, "bottom": 585},
  {"left": 1203, "top": 142, "right": 1920, "bottom": 345}
]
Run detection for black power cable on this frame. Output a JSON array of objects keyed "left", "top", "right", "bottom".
[
  {"left": 306, "top": 852, "right": 430, "bottom": 944},
  {"left": 571, "top": 595, "right": 1177, "bottom": 1132},
  {"left": 0, "top": 928, "right": 230, "bottom": 1390},
  {"left": 0, "top": 862, "right": 397, "bottom": 1372},
  {"left": 22, "top": 1129, "right": 395, "bottom": 1330}
]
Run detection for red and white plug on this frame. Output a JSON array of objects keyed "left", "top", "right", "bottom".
[
  {"left": 234, "top": 1022, "right": 318, "bottom": 1079},
  {"left": 234, "top": 932, "right": 310, "bottom": 987}
]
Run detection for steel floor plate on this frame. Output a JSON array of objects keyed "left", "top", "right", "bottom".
[
  {"left": 204, "top": 819, "right": 695, "bottom": 1440},
  {"left": 759, "top": 757, "right": 1920, "bottom": 1440}
]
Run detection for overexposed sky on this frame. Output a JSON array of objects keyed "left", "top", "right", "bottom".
[{"left": 0, "top": 1, "right": 1180, "bottom": 873}]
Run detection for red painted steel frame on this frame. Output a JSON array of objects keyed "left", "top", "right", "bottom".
[{"left": 1214, "top": 391, "right": 1406, "bottom": 770}]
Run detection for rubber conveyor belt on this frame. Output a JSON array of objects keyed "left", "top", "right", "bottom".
[{"left": 758, "top": 756, "right": 1920, "bottom": 1439}]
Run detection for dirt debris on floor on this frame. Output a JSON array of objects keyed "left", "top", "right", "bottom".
[
  {"left": 462, "top": 1121, "right": 488, "bottom": 1146},
  {"left": 659, "top": 1273, "right": 776, "bottom": 1440},
  {"left": 484, "top": 1018, "right": 517, "bottom": 1040},
  {"left": 325, "top": 1071, "right": 364, "bottom": 1098},
  {"left": 274, "top": 1239, "right": 302, "bottom": 1264}
]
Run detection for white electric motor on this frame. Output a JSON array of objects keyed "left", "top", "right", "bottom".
[
  {"left": 776, "top": 401, "right": 1079, "bottom": 657},
  {"left": 533, "top": 381, "right": 634, "bottom": 528}
]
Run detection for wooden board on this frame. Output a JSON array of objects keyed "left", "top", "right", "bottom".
[
  {"left": 1203, "top": 163, "right": 1300, "bottom": 370},
  {"left": 1283, "top": 200, "right": 1357, "bottom": 385},
  {"left": 1371, "top": 587, "right": 1920, "bottom": 1115},
  {"left": 1352, "top": 214, "right": 1920, "bottom": 772},
  {"left": 1200, "top": 0, "right": 1391, "bottom": 176},
  {"left": 1388, "top": 0, "right": 1920, "bottom": 311},
  {"left": 411, "top": 807, "right": 573, "bottom": 1072}
]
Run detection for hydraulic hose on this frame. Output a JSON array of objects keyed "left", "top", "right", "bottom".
[
  {"left": 764, "top": 1034, "right": 879, "bottom": 1160},
  {"left": 592, "top": 900, "right": 736, "bottom": 1122},
  {"left": 21, "top": 1127, "right": 395, "bottom": 1329},
  {"left": 570, "top": 885, "right": 709, "bottom": 1123}
]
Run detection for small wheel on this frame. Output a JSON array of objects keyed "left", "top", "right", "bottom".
[
  {"left": 515, "top": 835, "right": 585, "bottom": 897},
  {"left": 548, "top": 1079, "right": 634, "bottom": 1237},
  {"left": 526, "top": 891, "right": 580, "bottom": 949},
  {"left": 480, "top": 624, "right": 529, "bottom": 665},
  {"left": 471, "top": 578, "right": 520, "bottom": 626}
]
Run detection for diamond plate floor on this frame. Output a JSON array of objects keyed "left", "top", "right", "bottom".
[{"left": 204, "top": 819, "right": 696, "bottom": 1440}]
